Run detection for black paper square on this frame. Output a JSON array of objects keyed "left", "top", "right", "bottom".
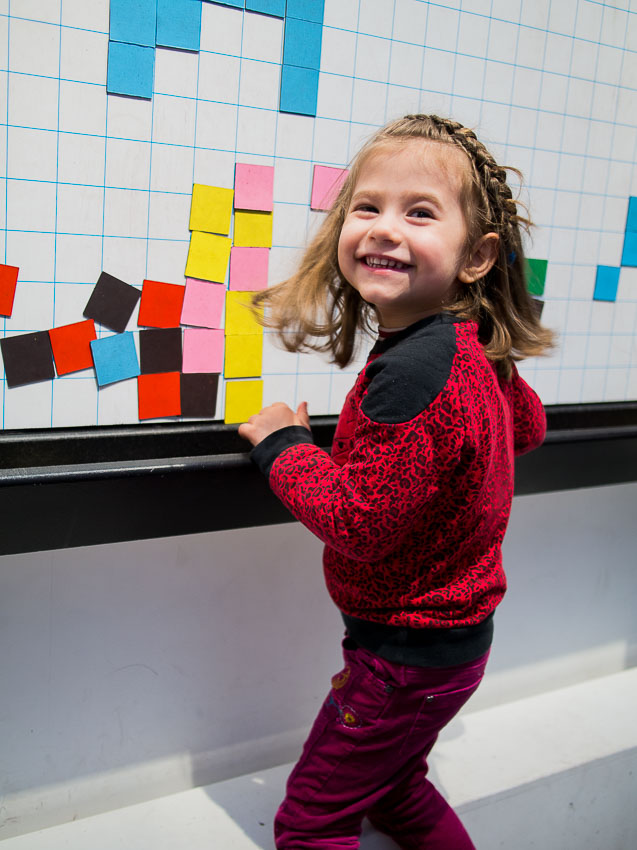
[
  {"left": 84, "top": 271, "right": 141, "bottom": 333},
  {"left": 531, "top": 298, "right": 545, "bottom": 319},
  {"left": 139, "top": 328, "right": 183, "bottom": 374},
  {"left": 180, "top": 373, "right": 219, "bottom": 418},
  {"left": 1, "top": 331, "right": 55, "bottom": 388}
]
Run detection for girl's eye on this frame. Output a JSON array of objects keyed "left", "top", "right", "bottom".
[
  {"left": 409, "top": 208, "right": 433, "bottom": 219},
  {"left": 354, "top": 204, "right": 377, "bottom": 213}
]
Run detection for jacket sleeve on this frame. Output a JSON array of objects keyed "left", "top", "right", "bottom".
[
  {"left": 499, "top": 363, "right": 547, "bottom": 456},
  {"left": 251, "top": 366, "right": 464, "bottom": 563}
]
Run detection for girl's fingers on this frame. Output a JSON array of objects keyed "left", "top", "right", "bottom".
[{"left": 296, "top": 401, "right": 310, "bottom": 430}]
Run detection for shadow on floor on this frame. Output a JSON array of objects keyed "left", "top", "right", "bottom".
[{"left": 203, "top": 761, "right": 403, "bottom": 849}]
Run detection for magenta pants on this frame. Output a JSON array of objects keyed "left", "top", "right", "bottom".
[{"left": 274, "top": 637, "right": 489, "bottom": 850}]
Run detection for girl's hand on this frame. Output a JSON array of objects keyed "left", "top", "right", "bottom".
[{"left": 238, "top": 401, "right": 310, "bottom": 448}]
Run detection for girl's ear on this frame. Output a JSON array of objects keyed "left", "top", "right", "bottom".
[{"left": 458, "top": 233, "right": 499, "bottom": 284}]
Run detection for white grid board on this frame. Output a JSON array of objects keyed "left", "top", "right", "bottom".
[{"left": 1, "top": 0, "right": 637, "bottom": 429}]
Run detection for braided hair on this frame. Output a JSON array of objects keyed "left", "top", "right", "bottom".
[{"left": 253, "top": 114, "right": 555, "bottom": 375}]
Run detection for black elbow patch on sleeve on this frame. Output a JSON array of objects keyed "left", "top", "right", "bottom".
[{"left": 361, "top": 321, "right": 458, "bottom": 424}]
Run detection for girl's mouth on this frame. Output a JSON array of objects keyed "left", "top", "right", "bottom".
[{"left": 363, "top": 256, "right": 410, "bottom": 270}]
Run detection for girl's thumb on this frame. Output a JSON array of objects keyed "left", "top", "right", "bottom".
[{"left": 296, "top": 401, "right": 310, "bottom": 430}]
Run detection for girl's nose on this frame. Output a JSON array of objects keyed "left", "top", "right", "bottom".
[{"left": 368, "top": 214, "right": 401, "bottom": 243}]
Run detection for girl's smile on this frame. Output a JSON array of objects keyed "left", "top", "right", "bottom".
[{"left": 337, "top": 140, "right": 493, "bottom": 329}]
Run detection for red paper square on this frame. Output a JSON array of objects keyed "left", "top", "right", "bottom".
[
  {"left": 49, "top": 319, "right": 97, "bottom": 376},
  {"left": 138, "top": 372, "right": 182, "bottom": 420},
  {"left": 0, "top": 264, "right": 19, "bottom": 317},
  {"left": 138, "top": 279, "right": 185, "bottom": 328}
]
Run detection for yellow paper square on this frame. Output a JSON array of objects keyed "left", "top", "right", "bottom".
[
  {"left": 225, "top": 291, "right": 263, "bottom": 335},
  {"left": 189, "top": 184, "right": 233, "bottom": 235},
  {"left": 224, "top": 334, "right": 263, "bottom": 379},
  {"left": 233, "top": 210, "right": 273, "bottom": 247},
  {"left": 185, "top": 231, "right": 232, "bottom": 283},
  {"left": 224, "top": 380, "right": 263, "bottom": 424}
]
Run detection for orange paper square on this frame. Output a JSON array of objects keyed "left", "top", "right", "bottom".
[
  {"left": 138, "top": 279, "right": 185, "bottom": 328},
  {"left": 138, "top": 372, "right": 182, "bottom": 420},
  {"left": 49, "top": 319, "right": 97, "bottom": 376},
  {"left": 0, "top": 264, "right": 19, "bottom": 317}
]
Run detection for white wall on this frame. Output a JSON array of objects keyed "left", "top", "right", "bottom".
[{"left": 1, "top": 482, "right": 636, "bottom": 839}]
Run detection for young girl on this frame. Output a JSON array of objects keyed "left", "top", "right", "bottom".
[{"left": 239, "top": 114, "right": 554, "bottom": 850}]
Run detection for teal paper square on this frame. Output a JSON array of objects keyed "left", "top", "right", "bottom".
[
  {"left": 91, "top": 333, "right": 141, "bottom": 386},
  {"left": 107, "top": 41, "right": 155, "bottom": 99}
]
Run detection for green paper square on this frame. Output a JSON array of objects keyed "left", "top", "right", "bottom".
[{"left": 525, "top": 258, "right": 548, "bottom": 296}]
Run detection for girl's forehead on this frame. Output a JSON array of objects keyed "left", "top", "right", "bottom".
[{"left": 355, "top": 139, "right": 470, "bottom": 191}]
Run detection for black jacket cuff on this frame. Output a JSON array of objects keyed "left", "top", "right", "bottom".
[{"left": 250, "top": 425, "right": 314, "bottom": 478}]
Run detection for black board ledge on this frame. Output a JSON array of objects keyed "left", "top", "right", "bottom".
[{"left": 1, "top": 402, "right": 636, "bottom": 556}]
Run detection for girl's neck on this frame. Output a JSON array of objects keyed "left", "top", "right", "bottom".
[{"left": 378, "top": 324, "right": 408, "bottom": 338}]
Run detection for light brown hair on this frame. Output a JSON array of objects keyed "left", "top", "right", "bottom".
[{"left": 253, "top": 114, "right": 555, "bottom": 378}]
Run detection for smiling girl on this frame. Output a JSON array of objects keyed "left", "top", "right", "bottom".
[{"left": 239, "top": 114, "right": 555, "bottom": 850}]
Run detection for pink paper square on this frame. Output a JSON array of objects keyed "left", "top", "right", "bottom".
[
  {"left": 311, "top": 165, "right": 349, "bottom": 211},
  {"left": 181, "top": 278, "right": 226, "bottom": 328},
  {"left": 234, "top": 163, "right": 274, "bottom": 212},
  {"left": 229, "top": 247, "right": 269, "bottom": 291},
  {"left": 182, "top": 328, "right": 224, "bottom": 373}
]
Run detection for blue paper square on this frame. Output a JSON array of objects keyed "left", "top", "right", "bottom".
[
  {"left": 156, "top": 0, "right": 202, "bottom": 52},
  {"left": 621, "top": 231, "right": 637, "bottom": 267},
  {"left": 213, "top": 0, "right": 245, "bottom": 7},
  {"left": 245, "top": 0, "right": 286, "bottom": 17},
  {"left": 625, "top": 196, "right": 637, "bottom": 234},
  {"left": 283, "top": 17, "right": 323, "bottom": 70},
  {"left": 91, "top": 333, "right": 141, "bottom": 386},
  {"left": 110, "top": 0, "right": 157, "bottom": 48},
  {"left": 593, "top": 266, "right": 620, "bottom": 302},
  {"left": 280, "top": 64, "right": 319, "bottom": 116},
  {"left": 107, "top": 41, "right": 155, "bottom": 99},
  {"left": 286, "top": 0, "right": 325, "bottom": 23}
]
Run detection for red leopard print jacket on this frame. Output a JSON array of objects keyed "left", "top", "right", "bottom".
[{"left": 252, "top": 314, "right": 546, "bottom": 629}]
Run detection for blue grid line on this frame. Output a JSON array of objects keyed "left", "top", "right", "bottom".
[
  {"left": 96, "top": 79, "right": 110, "bottom": 424},
  {"left": 287, "top": 3, "right": 323, "bottom": 411},
  {"left": 558, "top": 0, "right": 599, "bottom": 403},
  {"left": 7, "top": 90, "right": 637, "bottom": 138},
  {"left": 51, "top": 1, "right": 62, "bottom": 426},
  {"left": 144, "top": 86, "right": 156, "bottom": 282},
  {"left": 2, "top": 2, "right": 9, "bottom": 428},
  {"left": 4, "top": 41, "right": 636, "bottom": 99},
  {"left": 610, "top": 13, "right": 635, "bottom": 400},
  {"left": 324, "top": 0, "right": 362, "bottom": 416},
  {"left": 475, "top": 0, "right": 494, "bottom": 134},
  {"left": 3, "top": 5, "right": 635, "bottom": 52},
  {"left": 380, "top": 0, "right": 397, "bottom": 124},
  {"left": 310, "top": 5, "right": 637, "bottom": 56},
  {"left": 266, "top": 28, "right": 283, "bottom": 417},
  {"left": 500, "top": 0, "right": 522, "bottom": 175},
  {"left": 4, "top": 175, "right": 637, "bottom": 214},
  {"left": 0, "top": 14, "right": 109, "bottom": 35},
  {"left": 414, "top": 0, "right": 427, "bottom": 114},
  {"left": 10, "top": 117, "right": 637, "bottom": 173},
  {"left": 575, "top": 0, "right": 623, "bottom": 403},
  {"left": 216, "top": 5, "right": 249, "bottom": 418},
  {"left": 190, "top": 45, "right": 637, "bottom": 98}
]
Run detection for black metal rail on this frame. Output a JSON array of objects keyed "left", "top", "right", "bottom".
[{"left": 1, "top": 402, "right": 636, "bottom": 555}]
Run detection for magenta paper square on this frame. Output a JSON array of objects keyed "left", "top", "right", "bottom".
[
  {"left": 181, "top": 278, "right": 226, "bottom": 328},
  {"left": 229, "top": 247, "right": 269, "bottom": 291},
  {"left": 234, "top": 163, "right": 274, "bottom": 212},
  {"left": 311, "top": 165, "right": 349, "bottom": 211},
  {"left": 182, "top": 328, "right": 224, "bottom": 373}
]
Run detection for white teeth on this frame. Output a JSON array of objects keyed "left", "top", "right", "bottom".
[{"left": 365, "top": 257, "right": 407, "bottom": 269}]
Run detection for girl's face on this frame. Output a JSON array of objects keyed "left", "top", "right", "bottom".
[{"left": 337, "top": 140, "right": 485, "bottom": 328}]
